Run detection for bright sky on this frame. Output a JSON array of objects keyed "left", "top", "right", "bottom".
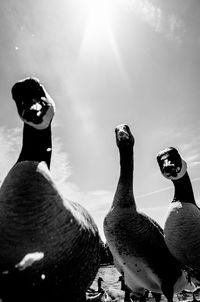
[{"left": 0, "top": 0, "right": 200, "bottom": 241}]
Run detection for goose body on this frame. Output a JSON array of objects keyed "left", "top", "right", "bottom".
[
  {"left": 104, "top": 125, "right": 194, "bottom": 302},
  {"left": 0, "top": 78, "right": 101, "bottom": 302},
  {"left": 157, "top": 147, "right": 200, "bottom": 278},
  {"left": 165, "top": 201, "right": 200, "bottom": 270}
]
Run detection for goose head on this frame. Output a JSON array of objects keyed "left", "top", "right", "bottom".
[
  {"left": 115, "top": 124, "right": 135, "bottom": 149},
  {"left": 157, "top": 147, "right": 187, "bottom": 180},
  {"left": 11, "top": 77, "right": 55, "bottom": 130}
]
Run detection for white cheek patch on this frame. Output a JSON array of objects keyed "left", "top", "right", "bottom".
[
  {"left": 21, "top": 95, "right": 56, "bottom": 130},
  {"left": 163, "top": 159, "right": 187, "bottom": 180}
]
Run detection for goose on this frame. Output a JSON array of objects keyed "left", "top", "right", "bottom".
[
  {"left": 103, "top": 124, "right": 195, "bottom": 302},
  {"left": 157, "top": 147, "right": 200, "bottom": 282},
  {"left": 0, "top": 77, "right": 101, "bottom": 302}
]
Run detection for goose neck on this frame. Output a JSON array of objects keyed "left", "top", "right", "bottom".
[
  {"left": 172, "top": 172, "right": 196, "bottom": 204},
  {"left": 17, "top": 123, "right": 52, "bottom": 169},
  {"left": 119, "top": 147, "right": 133, "bottom": 183},
  {"left": 113, "top": 147, "right": 135, "bottom": 209}
]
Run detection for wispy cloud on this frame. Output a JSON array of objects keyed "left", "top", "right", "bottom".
[
  {"left": 0, "top": 127, "right": 21, "bottom": 181},
  {"left": 123, "top": 0, "right": 185, "bottom": 43},
  {"left": 179, "top": 127, "right": 200, "bottom": 172},
  {"left": 190, "top": 162, "right": 200, "bottom": 168},
  {"left": 51, "top": 137, "right": 72, "bottom": 183},
  {"left": 136, "top": 185, "right": 173, "bottom": 199}
]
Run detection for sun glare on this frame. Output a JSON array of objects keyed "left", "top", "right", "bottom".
[
  {"left": 76, "top": 0, "right": 130, "bottom": 90},
  {"left": 82, "top": 0, "right": 112, "bottom": 45},
  {"left": 84, "top": 0, "right": 111, "bottom": 25}
]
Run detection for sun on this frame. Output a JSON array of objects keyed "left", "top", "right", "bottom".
[
  {"left": 82, "top": 0, "right": 113, "bottom": 45},
  {"left": 76, "top": 0, "right": 130, "bottom": 88},
  {"left": 84, "top": 0, "right": 111, "bottom": 25}
]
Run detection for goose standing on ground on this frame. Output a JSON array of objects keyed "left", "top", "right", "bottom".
[
  {"left": 157, "top": 147, "right": 200, "bottom": 281},
  {"left": 103, "top": 124, "right": 194, "bottom": 302},
  {"left": 118, "top": 275, "right": 133, "bottom": 302},
  {"left": 0, "top": 77, "right": 101, "bottom": 302}
]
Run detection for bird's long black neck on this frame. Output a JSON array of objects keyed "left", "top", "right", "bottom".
[
  {"left": 16, "top": 123, "right": 52, "bottom": 169},
  {"left": 113, "top": 147, "right": 136, "bottom": 209},
  {"left": 172, "top": 172, "right": 196, "bottom": 205}
]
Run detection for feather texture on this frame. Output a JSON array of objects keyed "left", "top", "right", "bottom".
[
  {"left": 104, "top": 125, "right": 194, "bottom": 302},
  {"left": 0, "top": 78, "right": 101, "bottom": 302},
  {"left": 157, "top": 147, "right": 200, "bottom": 282}
]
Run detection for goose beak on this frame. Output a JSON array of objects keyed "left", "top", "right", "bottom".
[
  {"left": 115, "top": 124, "right": 130, "bottom": 141},
  {"left": 162, "top": 159, "right": 180, "bottom": 178},
  {"left": 21, "top": 98, "right": 49, "bottom": 124},
  {"left": 117, "top": 129, "right": 129, "bottom": 141}
]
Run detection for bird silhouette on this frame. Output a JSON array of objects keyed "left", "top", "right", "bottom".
[{"left": 0, "top": 77, "right": 101, "bottom": 302}]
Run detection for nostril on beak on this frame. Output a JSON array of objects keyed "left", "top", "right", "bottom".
[
  {"left": 162, "top": 161, "right": 177, "bottom": 177},
  {"left": 118, "top": 130, "right": 129, "bottom": 140}
]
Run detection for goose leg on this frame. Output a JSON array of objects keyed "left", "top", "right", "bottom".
[
  {"left": 124, "top": 286, "right": 132, "bottom": 302},
  {"left": 139, "top": 294, "right": 147, "bottom": 302},
  {"left": 192, "top": 292, "right": 198, "bottom": 302},
  {"left": 97, "top": 277, "right": 103, "bottom": 293},
  {"left": 138, "top": 290, "right": 152, "bottom": 302},
  {"left": 161, "top": 284, "right": 174, "bottom": 302},
  {"left": 152, "top": 292, "right": 162, "bottom": 302},
  {"left": 80, "top": 295, "right": 87, "bottom": 302}
]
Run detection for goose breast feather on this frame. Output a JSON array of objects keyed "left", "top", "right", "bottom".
[
  {"left": 165, "top": 201, "right": 200, "bottom": 269},
  {"left": 104, "top": 125, "right": 195, "bottom": 302},
  {"left": 0, "top": 160, "right": 101, "bottom": 301}
]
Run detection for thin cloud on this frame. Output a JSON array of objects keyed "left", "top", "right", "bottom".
[
  {"left": 0, "top": 127, "right": 21, "bottom": 181},
  {"left": 51, "top": 137, "right": 72, "bottom": 183},
  {"left": 123, "top": 0, "right": 185, "bottom": 43},
  {"left": 179, "top": 129, "right": 200, "bottom": 174},
  {"left": 189, "top": 162, "right": 200, "bottom": 168},
  {"left": 136, "top": 185, "right": 173, "bottom": 199}
]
